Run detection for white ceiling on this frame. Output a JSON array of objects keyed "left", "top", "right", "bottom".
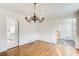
[{"left": 0, "top": 3, "right": 79, "bottom": 19}]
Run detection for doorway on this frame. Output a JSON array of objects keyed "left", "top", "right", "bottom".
[
  {"left": 56, "top": 18, "right": 76, "bottom": 48},
  {"left": 6, "top": 17, "right": 19, "bottom": 55}
]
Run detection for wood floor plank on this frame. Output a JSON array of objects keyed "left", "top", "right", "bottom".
[{"left": 0, "top": 40, "right": 79, "bottom": 56}]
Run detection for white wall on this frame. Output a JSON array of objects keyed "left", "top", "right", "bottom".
[
  {"left": 0, "top": 16, "right": 6, "bottom": 52},
  {"left": 0, "top": 8, "right": 23, "bottom": 52},
  {"left": 37, "top": 18, "right": 57, "bottom": 44},
  {"left": 0, "top": 8, "right": 38, "bottom": 52},
  {"left": 19, "top": 20, "right": 38, "bottom": 45},
  {"left": 19, "top": 17, "right": 57, "bottom": 45}
]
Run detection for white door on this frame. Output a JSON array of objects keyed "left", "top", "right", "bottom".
[{"left": 6, "top": 18, "right": 18, "bottom": 49}]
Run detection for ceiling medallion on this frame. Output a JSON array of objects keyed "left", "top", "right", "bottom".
[{"left": 25, "top": 3, "right": 44, "bottom": 23}]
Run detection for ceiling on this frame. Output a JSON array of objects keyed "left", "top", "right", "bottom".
[{"left": 0, "top": 3, "right": 79, "bottom": 19}]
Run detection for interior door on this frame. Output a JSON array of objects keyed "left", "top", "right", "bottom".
[{"left": 6, "top": 18, "right": 18, "bottom": 49}]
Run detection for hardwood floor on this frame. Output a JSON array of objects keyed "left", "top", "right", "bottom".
[
  {"left": 0, "top": 51, "right": 7, "bottom": 56},
  {"left": 0, "top": 40, "right": 79, "bottom": 56}
]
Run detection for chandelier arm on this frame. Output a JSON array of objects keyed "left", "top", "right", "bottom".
[
  {"left": 36, "top": 17, "right": 41, "bottom": 22},
  {"left": 27, "top": 18, "right": 32, "bottom": 23}
]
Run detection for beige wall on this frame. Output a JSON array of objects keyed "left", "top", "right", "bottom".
[
  {"left": 74, "top": 11, "right": 79, "bottom": 49},
  {"left": 75, "top": 19, "right": 79, "bottom": 49}
]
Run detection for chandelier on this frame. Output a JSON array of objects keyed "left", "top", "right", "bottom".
[{"left": 25, "top": 3, "right": 44, "bottom": 23}]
